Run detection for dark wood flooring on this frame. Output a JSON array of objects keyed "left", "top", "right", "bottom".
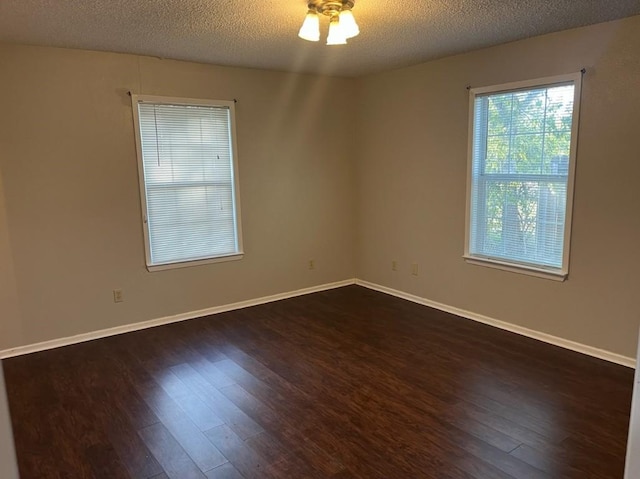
[{"left": 2, "top": 285, "right": 634, "bottom": 478}]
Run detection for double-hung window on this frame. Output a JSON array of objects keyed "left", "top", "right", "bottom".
[
  {"left": 131, "top": 95, "right": 243, "bottom": 271},
  {"left": 465, "top": 74, "right": 582, "bottom": 280}
]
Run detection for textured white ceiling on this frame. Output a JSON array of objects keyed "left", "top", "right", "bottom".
[{"left": 0, "top": 0, "right": 638, "bottom": 77}]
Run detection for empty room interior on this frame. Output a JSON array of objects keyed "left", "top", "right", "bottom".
[{"left": 1, "top": 1, "right": 640, "bottom": 478}]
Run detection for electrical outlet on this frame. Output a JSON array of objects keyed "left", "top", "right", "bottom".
[
  {"left": 411, "top": 263, "right": 418, "bottom": 276},
  {"left": 308, "top": 259, "right": 315, "bottom": 270},
  {"left": 113, "top": 289, "right": 124, "bottom": 303},
  {"left": 392, "top": 260, "right": 397, "bottom": 271}
]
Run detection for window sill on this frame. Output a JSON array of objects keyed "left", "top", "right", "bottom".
[
  {"left": 463, "top": 255, "right": 567, "bottom": 282},
  {"left": 147, "top": 252, "right": 244, "bottom": 272}
]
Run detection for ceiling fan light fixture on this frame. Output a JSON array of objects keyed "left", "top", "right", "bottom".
[
  {"left": 298, "top": 10, "right": 320, "bottom": 41},
  {"left": 338, "top": 9, "right": 359, "bottom": 38},
  {"left": 299, "top": 0, "right": 359, "bottom": 45},
  {"left": 326, "top": 15, "right": 347, "bottom": 45}
]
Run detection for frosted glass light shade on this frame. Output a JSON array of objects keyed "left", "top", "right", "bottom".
[
  {"left": 338, "top": 9, "right": 359, "bottom": 38},
  {"left": 326, "top": 16, "right": 347, "bottom": 45},
  {"left": 298, "top": 11, "right": 320, "bottom": 41}
]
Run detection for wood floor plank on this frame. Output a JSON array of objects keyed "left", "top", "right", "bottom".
[
  {"left": 151, "top": 369, "right": 225, "bottom": 432},
  {"left": 105, "top": 417, "right": 165, "bottom": 478},
  {"left": 204, "top": 462, "right": 244, "bottom": 479},
  {"left": 137, "top": 380, "right": 228, "bottom": 472},
  {"left": 204, "top": 424, "right": 276, "bottom": 479},
  {"left": 244, "top": 431, "right": 291, "bottom": 466},
  {"left": 138, "top": 422, "right": 207, "bottom": 479},
  {"left": 189, "top": 356, "right": 237, "bottom": 390},
  {"left": 217, "top": 376, "right": 347, "bottom": 475},
  {"left": 170, "top": 363, "right": 265, "bottom": 440},
  {"left": 510, "top": 439, "right": 626, "bottom": 479},
  {"left": 84, "top": 442, "right": 131, "bottom": 479}
]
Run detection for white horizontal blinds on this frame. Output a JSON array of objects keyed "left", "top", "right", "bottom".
[
  {"left": 138, "top": 102, "right": 238, "bottom": 265},
  {"left": 470, "top": 83, "right": 575, "bottom": 270}
]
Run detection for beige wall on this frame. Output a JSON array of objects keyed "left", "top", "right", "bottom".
[
  {"left": 355, "top": 16, "right": 640, "bottom": 358},
  {"left": 0, "top": 45, "right": 356, "bottom": 348},
  {"left": 0, "top": 169, "right": 22, "bottom": 350}
]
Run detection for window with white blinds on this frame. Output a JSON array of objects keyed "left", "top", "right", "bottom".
[
  {"left": 131, "top": 95, "right": 243, "bottom": 271},
  {"left": 465, "top": 74, "right": 581, "bottom": 279}
]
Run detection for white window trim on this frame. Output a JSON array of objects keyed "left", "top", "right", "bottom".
[
  {"left": 464, "top": 73, "right": 583, "bottom": 281},
  {"left": 131, "top": 94, "right": 244, "bottom": 272}
]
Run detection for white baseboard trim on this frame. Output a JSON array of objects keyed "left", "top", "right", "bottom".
[
  {"left": 2, "top": 277, "right": 634, "bottom": 369},
  {"left": 356, "top": 279, "right": 636, "bottom": 369},
  {"left": 0, "top": 279, "right": 356, "bottom": 360}
]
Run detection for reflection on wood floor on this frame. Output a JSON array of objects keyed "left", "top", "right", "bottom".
[{"left": 3, "top": 285, "right": 634, "bottom": 478}]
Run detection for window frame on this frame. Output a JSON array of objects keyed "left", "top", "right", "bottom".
[
  {"left": 131, "top": 94, "right": 244, "bottom": 272},
  {"left": 464, "top": 73, "right": 582, "bottom": 281}
]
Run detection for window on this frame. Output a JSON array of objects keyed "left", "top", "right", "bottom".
[
  {"left": 465, "top": 74, "right": 582, "bottom": 280},
  {"left": 131, "top": 95, "right": 243, "bottom": 271}
]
